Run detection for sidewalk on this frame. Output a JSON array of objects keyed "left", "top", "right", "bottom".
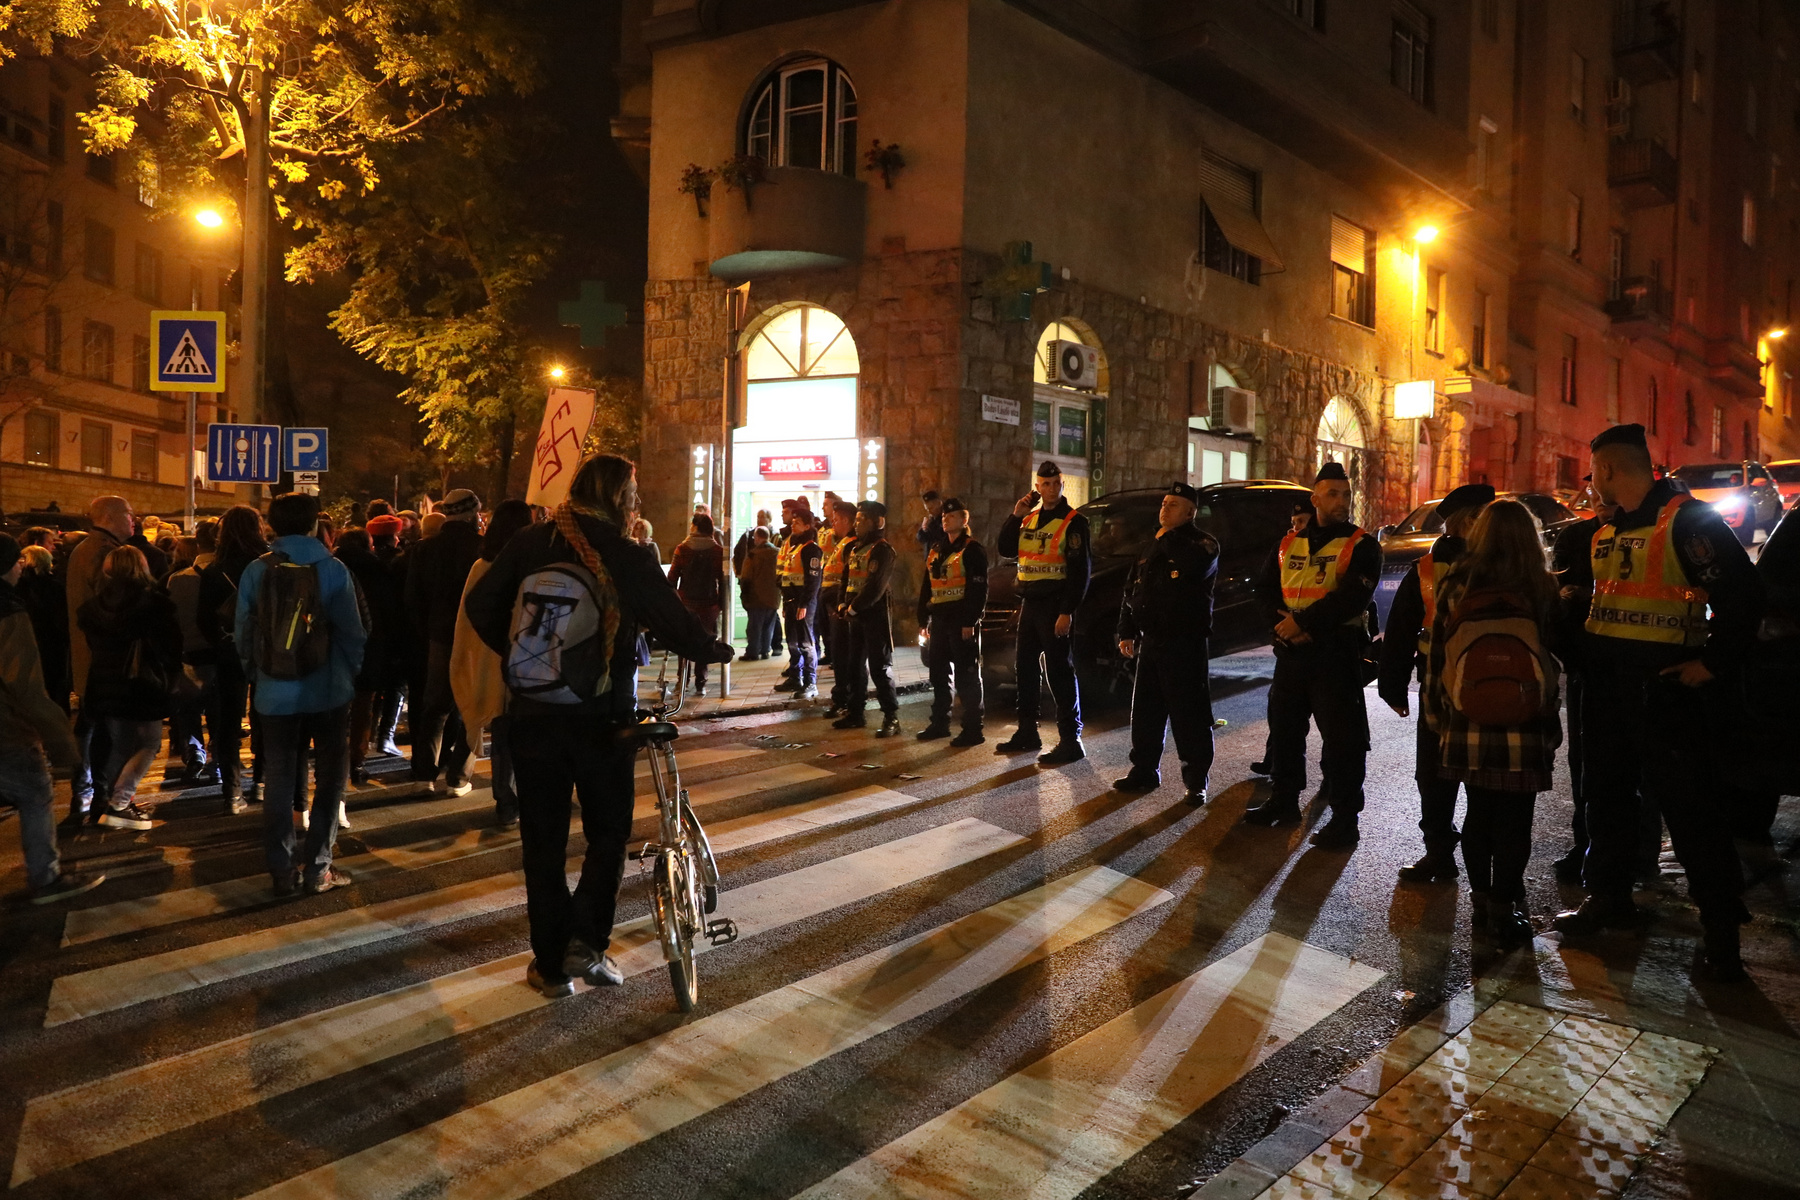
[{"left": 636, "top": 645, "right": 931, "bottom": 720}]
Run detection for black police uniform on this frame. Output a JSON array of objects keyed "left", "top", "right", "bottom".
[
  {"left": 777, "top": 532, "right": 823, "bottom": 694},
  {"left": 1116, "top": 506, "right": 1219, "bottom": 801},
  {"left": 997, "top": 492, "right": 1091, "bottom": 753},
  {"left": 917, "top": 530, "right": 988, "bottom": 739},
  {"left": 1377, "top": 533, "right": 1468, "bottom": 872},
  {"left": 822, "top": 530, "right": 854, "bottom": 715},
  {"left": 838, "top": 530, "right": 900, "bottom": 726},
  {"left": 1558, "top": 475, "right": 1763, "bottom": 948},
  {"left": 1251, "top": 517, "right": 1382, "bottom": 832}
]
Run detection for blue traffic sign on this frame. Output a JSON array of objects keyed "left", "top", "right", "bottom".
[
  {"left": 207, "top": 423, "right": 281, "bottom": 484},
  {"left": 283, "top": 427, "right": 329, "bottom": 473},
  {"left": 150, "top": 311, "right": 226, "bottom": 393}
]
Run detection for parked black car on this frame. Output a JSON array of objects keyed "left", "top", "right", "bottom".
[
  {"left": 1372, "top": 491, "right": 1579, "bottom": 629},
  {"left": 979, "top": 480, "right": 1313, "bottom": 706}
]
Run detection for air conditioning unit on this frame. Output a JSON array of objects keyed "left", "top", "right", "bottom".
[
  {"left": 1212, "top": 386, "right": 1257, "bottom": 434},
  {"left": 1046, "top": 339, "right": 1100, "bottom": 390}
]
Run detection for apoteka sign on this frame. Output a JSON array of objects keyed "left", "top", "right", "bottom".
[{"left": 758, "top": 454, "right": 830, "bottom": 480}]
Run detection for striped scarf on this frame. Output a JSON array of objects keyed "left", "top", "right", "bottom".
[{"left": 553, "top": 500, "right": 622, "bottom": 683}]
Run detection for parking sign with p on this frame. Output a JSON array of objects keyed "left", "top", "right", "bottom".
[
  {"left": 283, "top": 427, "right": 329, "bottom": 473},
  {"left": 150, "top": 311, "right": 226, "bottom": 393}
]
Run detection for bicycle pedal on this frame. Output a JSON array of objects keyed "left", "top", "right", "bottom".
[{"left": 705, "top": 919, "right": 739, "bottom": 945}]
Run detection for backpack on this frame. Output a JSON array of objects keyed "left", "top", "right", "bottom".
[
  {"left": 1441, "top": 588, "right": 1549, "bottom": 726},
  {"left": 502, "top": 560, "right": 614, "bottom": 704},
  {"left": 253, "top": 551, "right": 334, "bottom": 680}
]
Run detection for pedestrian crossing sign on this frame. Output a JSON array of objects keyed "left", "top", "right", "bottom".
[{"left": 150, "top": 311, "right": 226, "bottom": 393}]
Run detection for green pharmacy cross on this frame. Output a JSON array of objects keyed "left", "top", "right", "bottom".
[
  {"left": 558, "top": 281, "right": 630, "bottom": 348},
  {"left": 981, "top": 241, "right": 1053, "bottom": 322}
]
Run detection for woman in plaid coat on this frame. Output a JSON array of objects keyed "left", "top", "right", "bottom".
[{"left": 1424, "top": 499, "right": 1564, "bottom": 947}]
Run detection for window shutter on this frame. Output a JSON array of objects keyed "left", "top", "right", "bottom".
[
  {"left": 1198, "top": 152, "right": 1256, "bottom": 213},
  {"left": 1330, "top": 216, "right": 1369, "bottom": 272}
]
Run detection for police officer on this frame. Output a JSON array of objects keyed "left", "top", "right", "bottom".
[
  {"left": 1378, "top": 482, "right": 1494, "bottom": 883},
  {"left": 1553, "top": 423, "right": 1763, "bottom": 981},
  {"left": 997, "top": 461, "right": 1091, "bottom": 765},
  {"left": 1245, "top": 462, "right": 1382, "bottom": 847},
  {"left": 916, "top": 498, "right": 988, "bottom": 744},
  {"left": 772, "top": 505, "right": 823, "bottom": 700},
  {"left": 834, "top": 500, "right": 902, "bottom": 736},
  {"left": 1114, "top": 481, "right": 1220, "bottom": 806},
  {"left": 820, "top": 501, "right": 857, "bottom": 720}
]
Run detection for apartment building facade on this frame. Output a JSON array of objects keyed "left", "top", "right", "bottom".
[{"left": 0, "top": 53, "right": 242, "bottom": 519}]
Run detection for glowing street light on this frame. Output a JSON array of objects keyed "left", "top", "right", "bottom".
[
  {"left": 549, "top": 365, "right": 566, "bottom": 380},
  {"left": 194, "top": 208, "right": 225, "bottom": 229},
  {"left": 1769, "top": 327, "right": 1788, "bottom": 339},
  {"left": 1413, "top": 224, "right": 1439, "bottom": 244}
]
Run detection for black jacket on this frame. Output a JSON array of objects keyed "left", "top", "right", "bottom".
[
  {"left": 77, "top": 581, "right": 183, "bottom": 720},
  {"left": 1557, "top": 480, "right": 1763, "bottom": 675},
  {"left": 196, "top": 546, "right": 263, "bottom": 664},
  {"left": 1259, "top": 520, "right": 1382, "bottom": 653},
  {"left": 406, "top": 520, "right": 484, "bottom": 646},
  {"left": 337, "top": 542, "right": 410, "bottom": 690},
  {"left": 1116, "top": 523, "right": 1218, "bottom": 644},
  {"left": 917, "top": 534, "right": 989, "bottom": 628},
  {"left": 1377, "top": 534, "right": 1465, "bottom": 703},
  {"left": 16, "top": 568, "right": 71, "bottom": 710},
  {"left": 998, "top": 498, "right": 1091, "bottom": 614},
  {"left": 844, "top": 536, "right": 897, "bottom": 620},
  {"left": 466, "top": 512, "right": 726, "bottom": 718}
]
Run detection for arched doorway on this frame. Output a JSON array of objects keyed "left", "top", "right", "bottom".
[
  {"left": 1316, "top": 394, "right": 1372, "bottom": 522},
  {"left": 1032, "top": 319, "right": 1108, "bottom": 507}
]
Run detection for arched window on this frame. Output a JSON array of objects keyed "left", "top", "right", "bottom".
[
  {"left": 1316, "top": 395, "right": 1371, "bottom": 520},
  {"left": 744, "top": 60, "right": 857, "bottom": 176},
  {"left": 744, "top": 303, "right": 859, "bottom": 380},
  {"left": 1031, "top": 320, "right": 1108, "bottom": 506}
]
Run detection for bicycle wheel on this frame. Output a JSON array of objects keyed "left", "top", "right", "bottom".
[
  {"left": 655, "top": 852, "right": 699, "bottom": 1012},
  {"left": 681, "top": 797, "right": 721, "bottom": 914}
]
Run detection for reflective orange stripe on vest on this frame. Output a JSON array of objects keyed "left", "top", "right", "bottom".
[
  {"left": 928, "top": 544, "right": 968, "bottom": 603},
  {"left": 1586, "top": 494, "right": 1709, "bottom": 647},
  {"left": 1016, "top": 510, "right": 1074, "bottom": 583},
  {"left": 1278, "top": 527, "right": 1367, "bottom": 626},
  {"left": 844, "top": 539, "right": 871, "bottom": 597},
  {"left": 777, "top": 539, "right": 806, "bottom": 588},
  {"left": 820, "top": 529, "right": 847, "bottom": 588}
]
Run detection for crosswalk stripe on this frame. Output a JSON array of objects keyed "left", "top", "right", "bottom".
[
  {"left": 11, "top": 815, "right": 1021, "bottom": 1186},
  {"left": 241, "top": 865, "right": 1174, "bottom": 1200},
  {"left": 706, "top": 784, "right": 928, "bottom": 853},
  {"left": 793, "top": 932, "right": 1385, "bottom": 1199},
  {"left": 60, "top": 756, "right": 823, "bottom": 949},
  {"left": 634, "top": 745, "right": 764, "bottom": 777}
]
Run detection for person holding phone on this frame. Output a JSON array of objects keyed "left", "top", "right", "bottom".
[
  {"left": 995, "top": 461, "right": 1091, "bottom": 765},
  {"left": 916, "top": 497, "right": 988, "bottom": 744}
]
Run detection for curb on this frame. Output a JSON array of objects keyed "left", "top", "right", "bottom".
[{"left": 676, "top": 679, "right": 933, "bottom": 723}]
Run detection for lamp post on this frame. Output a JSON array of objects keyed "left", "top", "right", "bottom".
[
  {"left": 1403, "top": 225, "right": 1439, "bottom": 506},
  {"left": 189, "top": 207, "right": 230, "bottom": 530}
]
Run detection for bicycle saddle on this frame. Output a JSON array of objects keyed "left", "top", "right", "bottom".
[{"left": 617, "top": 720, "right": 679, "bottom": 745}]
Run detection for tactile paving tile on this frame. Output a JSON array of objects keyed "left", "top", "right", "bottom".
[
  {"left": 1527, "top": 1131, "right": 1638, "bottom": 1192},
  {"left": 1603, "top": 1048, "right": 1707, "bottom": 1095},
  {"left": 1628, "top": 1029, "right": 1715, "bottom": 1066},
  {"left": 1264, "top": 1175, "right": 1347, "bottom": 1200},
  {"left": 1367, "top": 1082, "right": 1473, "bottom": 1139},
  {"left": 1398, "top": 1060, "right": 1497, "bottom": 1108},
  {"left": 1408, "top": 1137, "right": 1522, "bottom": 1196},
  {"left": 1285, "top": 1142, "right": 1405, "bottom": 1200},
  {"left": 1444, "top": 1108, "right": 1558, "bottom": 1162},
  {"left": 1492, "top": 1162, "right": 1613, "bottom": 1200},
  {"left": 1494, "top": 1059, "right": 1600, "bottom": 1110},
  {"left": 1525, "top": 1034, "right": 1623, "bottom": 1077},
  {"left": 1581, "top": 1076, "right": 1686, "bottom": 1126},
  {"left": 1330, "top": 1111, "right": 1440, "bottom": 1167},
  {"left": 1473, "top": 1081, "right": 1584, "bottom": 1130},
  {"left": 1546, "top": 1015, "right": 1637, "bottom": 1055},
  {"left": 1555, "top": 1101, "right": 1663, "bottom": 1159},
  {"left": 1469, "top": 1001, "right": 1561, "bottom": 1045},
  {"left": 1371, "top": 1163, "right": 1487, "bottom": 1199},
  {"left": 1428, "top": 1030, "right": 1532, "bottom": 1081}
]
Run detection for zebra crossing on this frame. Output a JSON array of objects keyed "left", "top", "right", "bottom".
[{"left": 5, "top": 711, "right": 1392, "bottom": 1199}]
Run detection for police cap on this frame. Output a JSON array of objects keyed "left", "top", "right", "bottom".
[
  {"left": 856, "top": 500, "right": 888, "bottom": 521},
  {"left": 1590, "top": 423, "right": 1648, "bottom": 454},
  {"left": 1036, "top": 460, "right": 1062, "bottom": 479},
  {"left": 939, "top": 496, "right": 968, "bottom": 514},
  {"left": 1315, "top": 461, "right": 1350, "bottom": 483},
  {"left": 1165, "top": 481, "right": 1199, "bottom": 504},
  {"left": 1437, "top": 482, "right": 1496, "bottom": 521}
]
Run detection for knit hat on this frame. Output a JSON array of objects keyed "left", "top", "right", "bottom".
[
  {"left": 439, "top": 488, "right": 480, "bottom": 520},
  {"left": 366, "top": 515, "right": 403, "bottom": 539}
]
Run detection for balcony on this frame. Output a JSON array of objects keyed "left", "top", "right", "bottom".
[
  {"left": 1614, "top": 0, "right": 1682, "bottom": 85},
  {"left": 708, "top": 167, "right": 866, "bottom": 281},
  {"left": 1608, "top": 138, "right": 1678, "bottom": 210},
  {"left": 1604, "top": 276, "right": 1673, "bottom": 332},
  {"left": 1705, "top": 338, "right": 1765, "bottom": 398}
]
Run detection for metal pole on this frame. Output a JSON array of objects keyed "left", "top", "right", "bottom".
[
  {"left": 241, "top": 64, "right": 271, "bottom": 501},
  {"left": 186, "top": 279, "right": 199, "bottom": 531},
  {"left": 720, "top": 284, "right": 748, "bottom": 698}
]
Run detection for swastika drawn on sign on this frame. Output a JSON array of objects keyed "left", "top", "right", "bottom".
[{"left": 526, "top": 387, "right": 598, "bottom": 508}]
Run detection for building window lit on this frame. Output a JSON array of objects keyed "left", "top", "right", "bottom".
[
  {"left": 1712, "top": 405, "right": 1725, "bottom": 456},
  {"left": 1392, "top": 8, "right": 1432, "bottom": 106},
  {"left": 1033, "top": 321, "right": 1107, "bottom": 507},
  {"left": 1329, "top": 215, "right": 1374, "bottom": 327},
  {"left": 24, "top": 410, "right": 57, "bottom": 466},
  {"left": 744, "top": 59, "right": 857, "bottom": 176}
]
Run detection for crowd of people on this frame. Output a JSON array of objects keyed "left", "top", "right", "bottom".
[{"left": 2, "top": 424, "right": 1795, "bottom": 995}]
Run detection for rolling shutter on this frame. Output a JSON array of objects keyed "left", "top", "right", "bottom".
[
  {"left": 1330, "top": 216, "right": 1370, "bottom": 273},
  {"left": 1199, "top": 151, "right": 1286, "bottom": 273}
]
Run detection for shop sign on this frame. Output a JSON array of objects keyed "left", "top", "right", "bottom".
[
  {"left": 861, "top": 438, "right": 886, "bottom": 504},
  {"left": 981, "top": 394, "right": 1020, "bottom": 425},
  {"left": 758, "top": 454, "right": 831, "bottom": 480},
  {"left": 689, "top": 443, "right": 719, "bottom": 512}
]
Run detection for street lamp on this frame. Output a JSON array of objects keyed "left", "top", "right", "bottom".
[
  {"left": 548, "top": 365, "right": 566, "bottom": 380},
  {"left": 1413, "top": 224, "right": 1439, "bottom": 244},
  {"left": 1768, "top": 327, "right": 1788, "bottom": 339},
  {"left": 194, "top": 208, "right": 224, "bottom": 229}
]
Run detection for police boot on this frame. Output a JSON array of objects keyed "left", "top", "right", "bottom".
[
  {"left": 1309, "top": 814, "right": 1361, "bottom": 850},
  {"left": 822, "top": 704, "right": 848, "bottom": 720},
  {"left": 772, "top": 678, "right": 803, "bottom": 693},
  {"left": 876, "top": 714, "right": 903, "bottom": 739},
  {"left": 1248, "top": 759, "right": 1270, "bottom": 775},
  {"left": 1243, "top": 796, "right": 1301, "bottom": 826},
  {"left": 1112, "top": 772, "right": 1160, "bottom": 793},
  {"left": 1551, "top": 896, "right": 1649, "bottom": 937},
  {"left": 950, "top": 728, "right": 985, "bottom": 747},
  {"left": 996, "top": 727, "right": 1042, "bottom": 754},
  {"left": 832, "top": 711, "right": 868, "bottom": 730},
  {"left": 1398, "top": 837, "right": 1461, "bottom": 884},
  {"left": 1037, "top": 740, "right": 1086, "bottom": 767},
  {"left": 916, "top": 723, "right": 952, "bottom": 741},
  {"left": 1487, "top": 900, "right": 1535, "bottom": 949},
  {"left": 1700, "top": 920, "right": 1748, "bottom": 983}
]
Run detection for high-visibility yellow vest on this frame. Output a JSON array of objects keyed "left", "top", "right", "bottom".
[
  {"left": 1586, "top": 494, "right": 1708, "bottom": 647},
  {"left": 1016, "top": 509, "right": 1074, "bottom": 583},
  {"left": 1278, "top": 527, "right": 1368, "bottom": 627},
  {"left": 777, "top": 538, "right": 808, "bottom": 588},
  {"left": 844, "top": 539, "right": 872, "bottom": 597},
  {"left": 820, "top": 529, "right": 847, "bottom": 590},
  {"left": 928, "top": 542, "right": 969, "bottom": 604},
  {"left": 1416, "top": 544, "right": 1454, "bottom": 655}
]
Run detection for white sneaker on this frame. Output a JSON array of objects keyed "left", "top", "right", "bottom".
[
  {"left": 337, "top": 802, "right": 351, "bottom": 830},
  {"left": 447, "top": 780, "right": 474, "bottom": 797}
]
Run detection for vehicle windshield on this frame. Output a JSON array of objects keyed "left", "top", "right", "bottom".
[
  {"left": 1084, "top": 498, "right": 1161, "bottom": 559},
  {"left": 1392, "top": 503, "right": 1444, "bottom": 536},
  {"left": 1769, "top": 463, "right": 1800, "bottom": 484},
  {"left": 1675, "top": 464, "right": 1745, "bottom": 488}
]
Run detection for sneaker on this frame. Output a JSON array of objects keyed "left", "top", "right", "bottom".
[
  {"left": 563, "top": 939, "right": 625, "bottom": 986},
  {"left": 694, "top": 684, "right": 707, "bottom": 698},
  {"left": 876, "top": 715, "right": 902, "bottom": 739},
  {"left": 1112, "top": 773, "right": 1160, "bottom": 793},
  {"left": 996, "top": 730, "right": 1042, "bottom": 754},
  {"left": 30, "top": 871, "right": 107, "bottom": 905},
  {"left": 305, "top": 866, "right": 353, "bottom": 894},
  {"left": 526, "top": 961, "right": 576, "bottom": 999},
  {"left": 433, "top": 779, "right": 475, "bottom": 798},
  {"left": 337, "top": 802, "right": 352, "bottom": 831},
  {"left": 246, "top": 782, "right": 264, "bottom": 805},
  {"left": 99, "top": 803, "right": 154, "bottom": 831},
  {"left": 226, "top": 794, "right": 248, "bottom": 816},
  {"left": 1037, "top": 741, "right": 1086, "bottom": 767},
  {"left": 350, "top": 765, "right": 368, "bottom": 786},
  {"left": 798, "top": 687, "right": 819, "bottom": 701},
  {"left": 832, "top": 712, "right": 868, "bottom": 730},
  {"left": 294, "top": 807, "right": 309, "bottom": 833},
  {"left": 950, "top": 730, "right": 985, "bottom": 747},
  {"left": 916, "top": 724, "right": 953, "bottom": 741}
]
